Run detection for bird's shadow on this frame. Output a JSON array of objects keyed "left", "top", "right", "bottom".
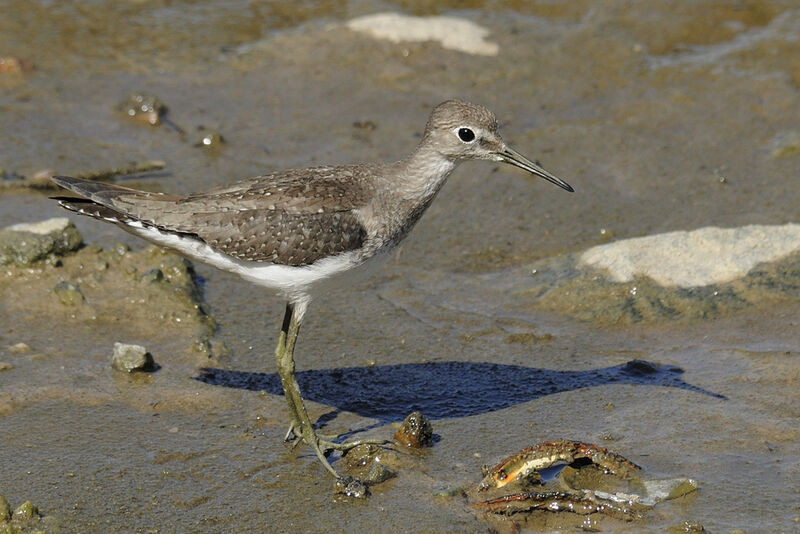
[{"left": 194, "top": 359, "right": 725, "bottom": 424}]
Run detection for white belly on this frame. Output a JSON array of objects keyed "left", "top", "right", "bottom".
[{"left": 122, "top": 222, "right": 384, "bottom": 302}]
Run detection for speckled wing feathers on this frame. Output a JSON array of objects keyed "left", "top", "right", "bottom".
[
  {"left": 167, "top": 208, "right": 366, "bottom": 265},
  {"left": 53, "top": 167, "right": 376, "bottom": 267},
  {"left": 178, "top": 166, "right": 373, "bottom": 213}
]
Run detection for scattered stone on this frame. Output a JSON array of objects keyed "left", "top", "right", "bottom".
[
  {"left": 140, "top": 268, "right": 164, "bottom": 283},
  {"left": 0, "top": 218, "right": 82, "bottom": 266},
  {"left": 394, "top": 411, "right": 433, "bottom": 448},
  {"left": 0, "top": 363, "right": 13, "bottom": 372},
  {"left": 342, "top": 443, "right": 382, "bottom": 469},
  {"left": 53, "top": 281, "right": 85, "bottom": 306},
  {"left": 433, "top": 485, "right": 467, "bottom": 499},
  {"left": 346, "top": 13, "right": 500, "bottom": 56},
  {"left": 333, "top": 476, "right": 368, "bottom": 499},
  {"left": 112, "top": 242, "right": 130, "bottom": 257},
  {"left": 7, "top": 343, "right": 31, "bottom": 354},
  {"left": 642, "top": 477, "right": 699, "bottom": 502},
  {"left": 193, "top": 337, "right": 230, "bottom": 360},
  {"left": 117, "top": 93, "right": 166, "bottom": 126},
  {"left": 0, "top": 495, "right": 10, "bottom": 521},
  {"left": 352, "top": 120, "right": 376, "bottom": 131},
  {"left": 0, "top": 56, "right": 34, "bottom": 74},
  {"left": 12, "top": 501, "right": 38, "bottom": 520},
  {"left": 667, "top": 521, "right": 705, "bottom": 533},
  {"left": 194, "top": 128, "right": 225, "bottom": 149},
  {"left": 111, "top": 343, "right": 155, "bottom": 373},
  {"left": 363, "top": 463, "right": 396, "bottom": 485}
]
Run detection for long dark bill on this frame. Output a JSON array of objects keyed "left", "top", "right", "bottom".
[{"left": 499, "top": 146, "right": 574, "bottom": 192}]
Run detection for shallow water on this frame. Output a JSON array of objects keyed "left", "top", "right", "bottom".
[{"left": 1, "top": 1, "right": 799, "bottom": 532}]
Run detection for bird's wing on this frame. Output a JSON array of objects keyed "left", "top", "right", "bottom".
[
  {"left": 177, "top": 165, "right": 376, "bottom": 214},
  {"left": 53, "top": 167, "right": 376, "bottom": 266}
]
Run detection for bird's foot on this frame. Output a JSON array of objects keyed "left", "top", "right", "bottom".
[
  {"left": 284, "top": 422, "right": 387, "bottom": 450},
  {"left": 283, "top": 422, "right": 389, "bottom": 477},
  {"left": 315, "top": 436, "right": 390, "bottom": 453}
]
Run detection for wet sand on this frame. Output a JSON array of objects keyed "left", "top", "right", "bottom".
[{"left": 1, "top": 1, "right": 799, "bottom": 532}]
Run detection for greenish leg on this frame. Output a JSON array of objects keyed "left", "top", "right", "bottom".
[{"left": 274, "top": 301, "right": 388, "bottom": 478}]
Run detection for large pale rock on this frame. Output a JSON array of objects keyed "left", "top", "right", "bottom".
[
  {"left": 579, "top": 224, "right": 800, "bottom": 288},
  {"left": 346, "top": 13, "right": 500, "bottom": 56}
]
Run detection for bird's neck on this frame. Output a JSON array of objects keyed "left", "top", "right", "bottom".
[
  {"left": 358, "top": 141, "right": 460, "bottom": 248},
  {"left": 391, "top": 139, "right": 457, "bottom": 202}
]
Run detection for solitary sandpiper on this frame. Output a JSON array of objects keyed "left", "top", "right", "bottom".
[{"left": 52, "top": 100, "right": 573, "bottom": 478}]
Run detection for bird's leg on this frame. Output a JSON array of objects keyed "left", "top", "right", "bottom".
[
  {"left": 275, "top": 303, "right": 336, "bottom": 444},
  {"left": 274, "top": 300, "right": 343, "bottom": 477},
  {"left": 275, "top": 303, "right": 304, "bottom": 442},
  {"left": 273, "top": 301, "right": 388, "bottom": 477}
]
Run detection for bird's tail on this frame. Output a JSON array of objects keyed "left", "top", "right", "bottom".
[
  {"left": 51, "top": 176, "right": 143, "bottom": 224},
  {"left": 51, "top": 176, "right": 144, "bottom": 207}
]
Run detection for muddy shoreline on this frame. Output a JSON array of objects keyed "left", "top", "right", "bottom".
[{"left": 2, "top": 1, "right": 799, "bottom": 532}]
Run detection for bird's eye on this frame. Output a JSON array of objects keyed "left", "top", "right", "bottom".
[{"left": 457, "top": 128, "right": 476, "bottom": 143}]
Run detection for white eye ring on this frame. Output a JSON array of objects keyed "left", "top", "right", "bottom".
[{"left": 456, "top": 127, "right": 476, "bottom": 143}]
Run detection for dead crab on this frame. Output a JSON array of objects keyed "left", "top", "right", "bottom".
[
  {"left": 473, "top": 439, "right": 696, "bottom": 526},
  {"left": 478, "top": 439, "right": 641, "bottom": 492},
  {"left": 474, "top": 490, "right": 640, "bottom": 522}
]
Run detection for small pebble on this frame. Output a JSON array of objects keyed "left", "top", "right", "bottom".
[
  {"left": 112, "top": 242, "right": 130, "bottom": 256},
  {"left": 0, "top": 362, "right": 13, "bottom": 372},
  {"left": 363, "top": 464, "right": 396, "bottom": 485},
  {"left": 140, "top": 268, "right": 164, "bottom": 283},
  {"left": 194, "top": 130, "right": 225, "bottom": 148},
  {"left": 13, "top": 500, "right": 39, "bottom": 519},
  {"left": 54, "top": 281, "right": 85, "bottom": 306},
  {"left": 394, "top": 411, "right": 433, "bottom": 448},
  {"left": 333, "top": 476, "right": 368, "bottom": 499},
  {"left": 111, "top": 342, "right": 155, "bottom": 373},
  {"left": 432, "top": 485, "right": 466, "bottom": 499},
  {"left": 8, "top": 343, "right": 31, "bottom": 354}
]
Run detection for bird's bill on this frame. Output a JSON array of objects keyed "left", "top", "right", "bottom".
[{"left": 498, "top": 146, "right": 574, "bottom": 192}]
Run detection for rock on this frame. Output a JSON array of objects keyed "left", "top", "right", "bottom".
[
  {"left": 667, "top": 521, "right": 705, "bottom": 533},
  {"left": 333, "top": 476, "right": 368, "bottom": 499},
  {"left": 111, "top": 343, "right": 155, "bottom": 373},
  {"left": 432, "top": 486, "right": 467, "bottom": 499},
  {"left": 346, "top": 13, "right": 499, "bottom": 56},
  {"left": 117, "top": 93, "right": 165, "bottom": 126},
  {"left": 520, "top": 224, "right": 800, "bottom": 324},
  {"left": 53, "top": 281, "right": 85, "bottom": 306},
  {"left": 194, "top": 129, "right": 225, "bottom": 149},
  {"left": 342, "top": 443, "right": 383, "bottom": 469},
  {"left": 0, "top": 363, "right": 13, "bottom": 372},
  {"left": 0, "top": 218, "right": 82, "bottom": 266},
  {"left": 394, "top": 411, "right": 433, "bottom": 448},
  {"left": 0, "top": 495, "right": 10, "bottom": 521},
  {"left": 579, "top": 224, "right": 800, "bottom": 287},
  {"left": 140, "top": 268, "right": 164, "bottom": 283},
  {"left": 12, "top": 501, "right": 38, "bottom": 519},
  {"left": 363, "top": 463, "right": 396, "bottom": 485},
  {"left": 641, "top": 477, "right": 699, "bottom": 505},
  {"left": 7, "top": 343, "right": 30, "bottom": 354},
  {"left": 194, "top": 338, "right": 230, "bottom": 360}
]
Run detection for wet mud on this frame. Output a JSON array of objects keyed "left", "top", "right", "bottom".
[{"left": 1, "top": 1, "right": 799, "bottom": 532}]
